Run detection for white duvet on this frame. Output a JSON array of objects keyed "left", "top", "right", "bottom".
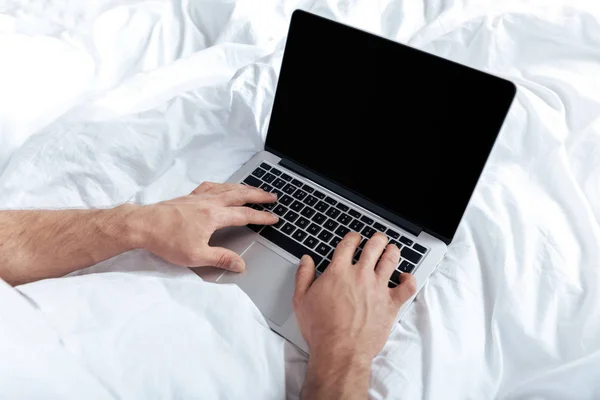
[{"left": 1, "top": 0, "right": 600, "bottom": 398}]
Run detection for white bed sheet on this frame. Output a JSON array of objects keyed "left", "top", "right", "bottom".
[{"left": 2, "top": 0, "right": 600, "bottom": 398}]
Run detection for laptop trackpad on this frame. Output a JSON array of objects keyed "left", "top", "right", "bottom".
[{"left": 218, "top": 241, "right": 296, "bottom": 327}]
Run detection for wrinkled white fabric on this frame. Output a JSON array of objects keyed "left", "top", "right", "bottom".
[{"left": 1, "top": 0, "right": 600, "bottom": 398}]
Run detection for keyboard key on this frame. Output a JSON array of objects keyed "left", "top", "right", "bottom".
[
  {"left": 317, "top": 259, "right": 329, "bottom": 273},
  {"left": 315, "top": 242, "right": 332, "bottom": 256},
  {"left": 273, "top": 178, "right": 286, "bottom": 189},
  {"left": 386, "top": 229, "right": 400, "bottom": 239},
  {"left": 279, "top": 195, "right": 293, "bottom": 206},
  {"left": 362, "top": 226, "right": 376, "bottom": 238},
  {"left": 327, "top": 249, "right": 335, "bottom": 259},
  {"left": 330, "top": 236, "right": 342, "bottom": 247},
  {"left": 290, "top": 200, "right": 304, "bottom": 212},
  {"left": 295, "top": 217, "right": 310, "bottom": 229},
  {"left": 281, "top": 173, "right": 293, "bottom": 181},
  {"left": 260, "top": 183, "right": 273, "bottom": 192},
  {"left": 336, "top": 203, "right": 349, "bottom": 212},
  {"left": 399, "top": 236, "right": 414, "bottom": 246},
  {"left": 324, "top": 219, "right": 339, "bottom": 232},
  {"left": 292, "top": 229, "right": 308, "bottom": 242},
  {"left": 247, "top": 224, "right": 263, "bottom": 232},
  {"left": 399, "top": 260, "right": 415, "bottom": 273},
  {"left": 353, "top": 249, "right": 362, "bottom": 262},
  {"left": 293, "top": 190, "right": 308, "bottom": 201},
  {"left": 391, "top": 269, "right": 401, "bottom": 284},
  {"left": 317, "top": 230, "right": 333, "bottom": 242},
  {"left": 349, "top": 209, "right": 362, "bottom": 219},
  {"left": 304, "top": 195, "right": 318, "bottom": 207},
  {"left": 252, "top": 168, "right": 267, "bottom": 178},
  {"left": 284, "top": 211, "right": 299, "bottom": 223},
  {"left": 281, "top": 223, "right": 296, "bottom": 235},
  {"left": 273, "top": 205, "right": 288, "bottom": 216},
  {"left": 313, "top": 191, "right": 326, "bottom": 199},
  {"left": 359, "top": 238, "right": 368, "bottom": 248},
  {"left": 373, "top": 222, "right": 387, "bottom": 232},
  {"left": 325, "top": 196, "right": 337, "bottom": 206},
  {"left": 312, "top": 212, "right": 327, "bottom": 225},
  {"left": 243, "top": 176, "right": 262, "bottom": 187},
  {"left": 264, "top": 202, "right": 276, "bottom": 210},
  {"left": 302, "top": 184, "right": 314, "bottom": 193},
  {"left": 388, "top": 281, "right": 398, "bottom": 288},
  {"left": 325, "top": 207, "right": 341, "bottom": 218},
  {"left": 292, "top": 178, "right": 303, "bottom": 187},
  {"left": 401, "top": 247, "right": 422, "bottom": 264},
  {"left": 315, "top": 201, "right": 329, "bottom": 212},
  {"left": 335, "top": 226, "right": 350, "bottom": 237},
  {"left": 307, "top": 223, "right": 322, "bottom": 235},
  {"left": 304, "top": 236, "right": 319, "bottom": 249},
  {"left": 273, "top": 219, "right": 285, "bottom": 229},
  {"left": 337, "top": 213, "right": 352, "bottom": 226},
  {"left": 349, "top": 220, "right": 365, "bottom": 232},
  {"left": 283, "top": 184, "right": 296, "bottom": 194},
  {"left": 413, "top": 243, "right": 427, "bottom": 254},
  {"left": 263, "top": 173, "right": 276, "bottom": 183},
  {"left": 250, "top": 204, "right": 263, "bottom": 211},
  {"left": 260, "top": 226, "right": 322, "bottom": 265},
  {"left": 260, "top": 163, "right": 271, "bottom": 171},
  {"left": 273, "top": 189, "right": 283, "bottom": 199},
  {"left": 270, "top": 168, "right": 282, "bottom": 176},
  {"left": 301, "top": 207, "right": 316, "bottom": 218},
  {"left": 360, "top": 215, "right": 374, "bottom": 225}
]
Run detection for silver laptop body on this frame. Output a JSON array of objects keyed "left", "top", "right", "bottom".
[{"left": 194, "top": 10, "right": 516, "bottom": 354}]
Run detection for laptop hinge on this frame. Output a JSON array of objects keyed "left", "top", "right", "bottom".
[{"left": 279, "top": 158, "right": 423, "bottom": 237}]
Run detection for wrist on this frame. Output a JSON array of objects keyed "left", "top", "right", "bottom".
[{"left": 118, "top": 203, "right": 151, "bottom": 250}]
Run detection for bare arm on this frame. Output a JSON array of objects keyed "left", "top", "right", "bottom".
[
  {"left": 293, "top": 233, "right": 417, "bottom": 400},
  {"left": 0, "top": 206, "right": 140, "bottom": 286},
  {"left": 0, "top": 182, "right": 279, "bottom": 286}
]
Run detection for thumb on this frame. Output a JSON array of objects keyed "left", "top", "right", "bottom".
[
  {"left": 203, "top": 247, "right": 245, "bottom": 272},
  {"left": 294, "top": 255, "right": 315, "bottom": 299}
]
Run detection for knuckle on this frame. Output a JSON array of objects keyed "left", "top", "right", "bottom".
[
  {"left": 382, "top": 251, "right": 398, "bottom": 264},
  {"left": 338, "top": 239, "right": 356, "bottom": 250},
  {"left": 215, "top": 253, "right": 232, "bottom": 269},
  {"left": 373, "top": 232, "right": 388, "bottom": 243}
]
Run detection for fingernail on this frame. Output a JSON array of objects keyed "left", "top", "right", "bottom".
[
  {"left": 299, "top": 255, "right": 308, "bottom": 265},
  {"left": 230, "top": 261, "right": 244, "bottom": 272},
  {"left": 270, "top": 192, "right": 278, "bottom": 200}
]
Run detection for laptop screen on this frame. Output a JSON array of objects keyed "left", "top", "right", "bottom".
[{"left": 265, "top": 10, "right": 516, "bottom": 243}]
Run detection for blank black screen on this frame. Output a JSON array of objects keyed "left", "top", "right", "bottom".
[{"left": 266, "top": 10, "right": 516, "bottom": 242}]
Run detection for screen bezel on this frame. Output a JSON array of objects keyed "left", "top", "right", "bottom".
[{"left": 265, "top": 9, "right": 517, "bottom": 244}]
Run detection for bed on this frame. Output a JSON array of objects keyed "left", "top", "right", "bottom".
[{"left": 1, "top": 0, "right": 599, "bottom": 398}]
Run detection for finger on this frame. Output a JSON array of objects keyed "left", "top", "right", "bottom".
[
  {"left": 220, "top": 186, "right": 277, "bottom": 206},
  {"left": 330, "top": 232, "right": 361, "bottom": 265},
  {"left": 293, "top": 255, "right": 315, "bottom": 302},
  {"left": 199, "top": 247, "right": 246, "bottom": 272},
  {"left": 191, "top": 181, "right": 218, "bottom": 195},
  {"left": 375, "top": 244, "right": 401, "bottom": 282},
  {"left": 213, "top": 207, "right": 279, "bottom": 229},
  {"left": 358, "top": 232, "right": 389, "bottom": 268},
  {"left": 390, "top": 273, "right": 417, "bottom": 308}
]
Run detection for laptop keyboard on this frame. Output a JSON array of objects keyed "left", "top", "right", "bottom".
[{"left": 242, "top": 162, "right": 429, "bottom": 288}]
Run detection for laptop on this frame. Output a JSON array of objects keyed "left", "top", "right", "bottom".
[{"left": 194, "top": 9, "right": 516, "bottom": 353}]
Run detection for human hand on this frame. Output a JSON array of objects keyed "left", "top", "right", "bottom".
[
  {"left": 133, "top": 182, "right": 278, "bottom": 272},
  {"left": 293, "top": 232, "right": 417, "bottom": 361}
]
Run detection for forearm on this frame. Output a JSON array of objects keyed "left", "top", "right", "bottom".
[
  {"left": 0, "top": 204, "right": 143, "bottom": 286},
  {"left": 302, "top": 346, "right": 371, "bottom": 400}
]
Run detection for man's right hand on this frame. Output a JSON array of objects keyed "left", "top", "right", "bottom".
[
  {"left": 131, "top": 182, "right": 279, "bottom": 272},
  {"left": 293, "top": 232, "right": 417, "bottom": 399}
]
